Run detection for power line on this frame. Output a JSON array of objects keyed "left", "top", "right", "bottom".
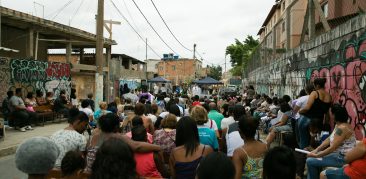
[
  {"left": 110, "top": 0, "right": 162, "bottom": 58},
  {"left": 69, "top": 0, "right": 85, "bottom": 25},
  {"left": 149, "top": 0, "right": 193, "bottom": 52},
  {"left": 131, "top": 0, "right": 179, "bottom": 55},
  {"left": 121, "top": 0, "right": 141, "bottom": 34},
  {"left": 47, "top": 0, "right": 75, "bottom": 20}
]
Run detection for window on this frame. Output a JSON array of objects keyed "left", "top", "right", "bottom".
[
  {"left": 282, "top": 21, "right": 285, "bottom": 32},
  {"left": 322, "top": 3, "right": 329, "bottom": 18},
  {"left": 282, "top": 1, "right": 286, "bottom": 11},
  {"left": 172, "top": 65, "right": 176, "bottom": 70}
]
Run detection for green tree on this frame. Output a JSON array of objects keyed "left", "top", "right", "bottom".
[
  {"left": 226, "top": 35, "right": 259, "bottom": 76},
  {"left": 208, "top": 65, "right": 222, "bottom": 80}
]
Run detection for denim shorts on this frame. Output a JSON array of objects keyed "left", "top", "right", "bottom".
[{"left": 324, "top": 167, "right": 350, "bottom": 179}]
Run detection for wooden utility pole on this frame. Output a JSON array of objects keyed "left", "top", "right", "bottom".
[
  {"left": 95, "top": 0, "right": 104, "bottom": 109},
  {"left": 308, "top": 0, "right": 316, "bottom": 40},
  {"left": 193, "top": 44, "right": 196, "bottom": 59},
  {"left": 104, "top": 19, "right": 121, "bottom": 40}
]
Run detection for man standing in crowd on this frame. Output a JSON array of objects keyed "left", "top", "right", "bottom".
[
  {"left": 208, "top": 102, "right": 224, "bottom": 131},
  {"left": 9, "top": 88, "right": 36, "bottom": 132}
]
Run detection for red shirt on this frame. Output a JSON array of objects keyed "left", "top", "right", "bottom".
[
  {"left": 344, "top": 138, "right": 366, "bottom": 179},
  {"left": 192, "top": 101, "right": 201, "bottom": 106},
  {"left": 134, "top": 152, "right": 162, "bottom": 178}
]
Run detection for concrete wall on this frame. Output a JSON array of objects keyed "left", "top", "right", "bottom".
[
  {"left": 0, "top": 58, "right": 71, "bottom": 106},
  {"left": 247, "top": 14, "right": 366, "bottom": 139}
]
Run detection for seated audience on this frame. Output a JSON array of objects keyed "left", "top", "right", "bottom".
[
  {"left": 266, "top": 102, "right": 293, "bottom": 148},
  {"left": 54, "top": 90, "right": 70, "bottom": 117},
  {"left": 321, "top": 137, "right": 366, "bottom": 179},
  {"left": 35, "top": 90, "right": 47, "bottom": 106},
  {"left": 9, "top": 88, "right": 36, "bottom": 131},
  {"left": 306, "top": 104, "right": 356, "bottom": 179}
]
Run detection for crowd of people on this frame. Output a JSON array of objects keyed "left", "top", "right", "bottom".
[{"left": 11, "top": 78, "right": 366, "bottom": 179}]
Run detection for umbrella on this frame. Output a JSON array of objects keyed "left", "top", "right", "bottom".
[
  {"left": 193, "top": 77, "right": 223, "bottom": 85},
  {"left": 147, "top": 76, "right": 171, "bottom": 83}
]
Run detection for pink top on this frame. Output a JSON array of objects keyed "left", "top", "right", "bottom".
[
  {"left": 125, "top": 132, "right": 153, "bottom": 144},
  {"left": 134, "top": 152, "right": 162, "bottom": 178}
]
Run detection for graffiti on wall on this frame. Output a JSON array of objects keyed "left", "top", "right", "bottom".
[
  {"left": 8, "top": 59, "right": 71, "bottom": 98},
  {"left": 307, "top": 32, "right": 366, "bottom": 139},
  {"left": 248, "top": 29, "right": 366, "bottom": 139},
  {"left": 0, "top": 58, "right": 10, "bottom": 106}
]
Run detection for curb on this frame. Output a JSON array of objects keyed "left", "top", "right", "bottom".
[{"left": 0, "top": 145, "right": 18, "bottom": 158}]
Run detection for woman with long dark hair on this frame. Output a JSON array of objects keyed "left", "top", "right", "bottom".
[{"left": 169, "top": 116, "right": 213, "bottom": 179}]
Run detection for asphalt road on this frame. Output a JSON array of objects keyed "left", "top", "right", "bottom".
[{"left": 0, "top": 154, "right": 27, "bottom": 179}]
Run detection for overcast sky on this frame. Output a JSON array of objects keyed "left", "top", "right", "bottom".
[{"left": 3, "top": 0, "right": 274, "bottom": 69}]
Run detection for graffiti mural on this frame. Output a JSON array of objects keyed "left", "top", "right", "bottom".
[
  {"left": 0, "top": 58, "right": 10, "bottom": 106},
  {"left": 8, "top": 59, "right": 71, "bottom": 99},
  {"left": 247, "top": 14, "right": 366, "bottom": 139},
  {"left": 308, "top": 32, "right": 366, "bottom": 139}
]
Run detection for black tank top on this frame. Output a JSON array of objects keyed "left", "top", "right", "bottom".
[{"left": 304, "top": 91, "right": 331, "bottom": 119}]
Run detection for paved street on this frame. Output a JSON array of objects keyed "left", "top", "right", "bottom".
[{"left": 0, "top": 154, "right": 27, "bottom": 179}]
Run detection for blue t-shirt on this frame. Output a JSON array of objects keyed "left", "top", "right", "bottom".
[{"left": 198, "top": 126, "right": 219, "bottom": 150}]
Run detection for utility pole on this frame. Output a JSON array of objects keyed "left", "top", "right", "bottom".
[
  {"left": 193, "top": 44, "right": 196, "bottom": 59},
  {"left": 145, "top": 38, "right": 148, "bottom": 61},
  {"left": 308, "top": 0, "right": 316, "bottom": 40},
  {"left": 95, "top": 0, "right": 104, "bottom": 110}
]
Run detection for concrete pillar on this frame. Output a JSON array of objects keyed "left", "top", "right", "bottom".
[
  {"left": 106, "top": 47, "right": 112, "bottom": 102},
  {"left": 128, "top": 59, "right": 132, "bottom": 70},
  {"left": 66, "top": 42, "right": 72, "bottom": 63},
  {"left": 26, "top": 29, "right": 34, "bottom": 58},
  {"left": 79, "top": 48, "right": 84, "bottom": 64}
]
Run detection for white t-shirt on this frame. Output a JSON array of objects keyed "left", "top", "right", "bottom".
[
  {"left": 221, "top": 116, "right": 235, "bottom": 130},
  {"left": 159, "top": 111, "right": 169, "bottom": 119},
  {"left": 147, "top": 114, "right": 157, "bottom": 124},
  {"left": 161, "top": 87, "right": 167, "bottom": 93},
  {"left": 296, "top": 95, "right": 309, "bottom": 109},
  {"left": 79, "top": 107, "right": 94, "bottom": 117},
  {"left": 50, "top": 129, "right": 87, "bottom": 167},
  {"left": 154, "top": 85, "right": 159, "bottom": 94},
  {"left": 226, "top": 122, "right": 244, "bottom": 157},
  {"left": 295, "top": 95, "right": 309, "bottom": 119}
]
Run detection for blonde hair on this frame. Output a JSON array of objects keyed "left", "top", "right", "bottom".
[
  {"left": 114, "top": 97, "right": 121, "bottom": 105},
  {"left": 190, "top": 106, "right": 208, "bottom": 125},
  {"left": 99, "top": 102, "right": 108, "bottom": 110}
]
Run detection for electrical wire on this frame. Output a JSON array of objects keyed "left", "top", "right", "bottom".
[
  {"left": 69, "top": 0, "right": 85, "bottom": 25},
  {"left": 149, "top": 0, "right": 193, "bottom": 52},
  {"left": 47, "top": 0, "right": 75, "bottom": 20},
  {"left": 131, "top": 0, "right": 179, "bottom": 55},
  {"left": 110, "top": 0, "right": 162, "bottom": 58},
  {"left": 121, "top": 0, "right": 141, "bottom": 34}
]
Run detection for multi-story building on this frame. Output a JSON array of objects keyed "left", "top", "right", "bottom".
[
  {"left": 257, "top": 0, "right": 307, "bottom": 50},
  {"left": 315, "top": 0, "right": 366, "bottom": 34},
  {"left": 157, "top": 58, "right": 202, "bottom": 85}
]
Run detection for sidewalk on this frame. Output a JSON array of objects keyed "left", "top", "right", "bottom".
[{"left": 0, "top": 121, "right": 68, "bottom": 158}]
